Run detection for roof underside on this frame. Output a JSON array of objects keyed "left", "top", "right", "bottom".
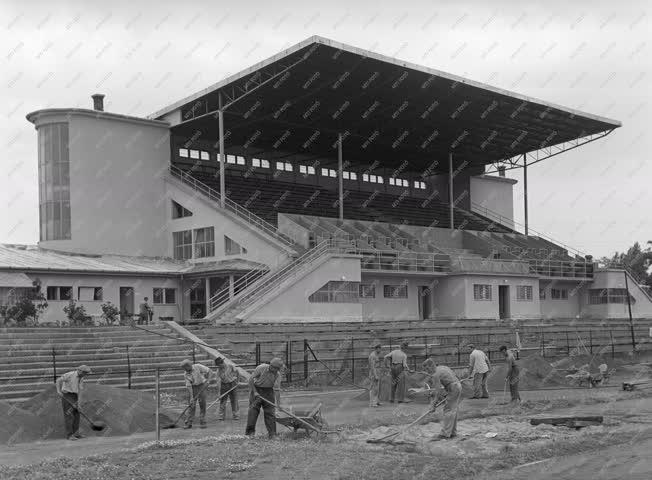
[{"left": 160, "top": 36, "right": 620, "bottom": 173}]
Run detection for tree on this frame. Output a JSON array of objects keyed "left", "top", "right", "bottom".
[{"left": 600, "top": 241, "right": 652, "bottom": 287}]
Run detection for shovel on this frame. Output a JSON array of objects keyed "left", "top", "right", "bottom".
[
  {"left": 60, "top": 394, "right": 106, "bottom": 431},
  {"left": 163, "top": 381, "right": 212, "bottom": 429},
  {"left": 367, "top": 399, "right": 445, "bottom": 444},
  {"left": 206, "top": 383, "right": 240, "bottom": 410}
]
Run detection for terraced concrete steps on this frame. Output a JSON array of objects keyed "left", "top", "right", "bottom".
[{"left": 0, "top": 325, "right": 216, "bottom": 402}]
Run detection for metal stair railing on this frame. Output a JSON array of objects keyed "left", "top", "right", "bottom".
[
  {"left": 598, "top": 263, "right": 652, "bottom": 303},
  {"left": 208, "top": 268, "right": 267, "bottom": 312},
  {"left": 168, "top": 164, "right": 296, "bottom": 249},
  {"left": 469, "top": 201, "right": 588, "bottom": 259},
  {"left": 209, "top": 239, "right": 343, "bottom": 319}
]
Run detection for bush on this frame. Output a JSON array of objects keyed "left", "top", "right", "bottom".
[
  {"left": 63, "top": 299, "right": 91, "bottom": 326},
  {"left": 101, "top": 301, "right": 120, "bottom": 325},
  {"left": 0, "top": 280, "right": 48, "bottom": 326}
]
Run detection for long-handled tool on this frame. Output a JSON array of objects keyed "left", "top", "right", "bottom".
[
  {"left": 254, "top": 393, "right": 336, "bottom": 435},
  {"left": 366, "top": 398, "right": 445, "bottom": 444},
  {"left": 206, "top": 383, "right": 240, "bottom": 410},
  {"left": 163, "top": 380, "right": 212, "bottom": 429},
  {"left": 60, "top": 394, "right": 106, "bottom": 431}
]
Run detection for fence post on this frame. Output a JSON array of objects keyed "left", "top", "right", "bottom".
[
  {"left": 540, "top": 331, "right": 545, "bottom": 357},
  {"left": 126, "top": 346, "right": 132, "bottom": 389},
  {"left": 589, "top": 330, "right": 593, "bottom": 355},
  {"left": 610, "top": 330, "right": 615, "bottom": 358},
  {"left": 255, "top": 342, "right": 261, "bottom": 366},
  {"left": 286, "top": 341, "right": 292, "bottom": 383},
  {"left": 566, "top": 332, "right": 570, "bottom": 355},
  {"left": 192, "top": 344, "right": 196, "bottom": 364},
  {"left": 351, "top": 338, "right": 355, "bottom": 384},
  {"left": 457, "top": 336, "right": 461, "bottom": 365},
  {"left": 52, "top": 348, "right": 57, "bottom": 384},
  {"left": 423, "top": 336, "right": 428, "bottom": 362},
  {"left": 303, "top": 339, "right": 309, "bottom": 381},
  {"left": 155, "top": 368, "right": 160, "bottom": 443}
]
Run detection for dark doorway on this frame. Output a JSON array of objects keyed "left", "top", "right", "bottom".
[
  {"left": 119, "top": 287, "right": 134, "bottom": 322},
  {"left": 418, "top": 286, "right": 432, "bottom": 320},
  {"left": 499, "top": 285, "right": 510, "bottom": 319}
]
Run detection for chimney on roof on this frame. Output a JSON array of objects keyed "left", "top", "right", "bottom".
[
  {"left": 91, "top": 93, "right": 105, "bottom": 112},
  {"left": 497, "top": 166, "right": 506, "bottom": 177}
]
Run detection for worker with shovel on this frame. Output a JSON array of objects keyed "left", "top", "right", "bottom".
[
  {"left": 180, "top": 359, "right": 213, "bottom": 429},
  {"left": 427, "top": 361, "right": 462, "bottom": 441},
  {"left": 245, "top": 357, "right": 283, "bottom": 439},
  {"left": 56, "top": 365, "right": 92, "bottom": 440},
  {"left": 467, "top": 344, "right": 491, "bottom": 399},
  {"left": 214, "top": 357, "right": 239, "bottom": 421}
]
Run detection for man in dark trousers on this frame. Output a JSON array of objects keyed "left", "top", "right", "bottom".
[
  {"left": 427, "top": 361, "right": 463, "bottom": 441},
  {"left": 499, "top": 345, "right": 521, "bottom": 403},
  {"left": 214, "top": 357, "right": 239, "bottom": 420},
  {"left": 138, "top": 297, "right": 153, "bottom": 325},
  {"left": 245, "top": 357, "right": 283, "bottom": 438},
  {"left": 56, "top": 365, "right": 91, "bottom": 440},
  {"left": 384, "top": 341, "right": 412, "bottom": 403}
]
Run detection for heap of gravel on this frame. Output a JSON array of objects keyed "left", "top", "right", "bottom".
[{"left": 0, "top": 384, "right": 173, "bottom": 445}]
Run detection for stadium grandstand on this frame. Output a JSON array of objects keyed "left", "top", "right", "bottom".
[{"left": 5, "top": 35, "right": 652, "bottom": 325}]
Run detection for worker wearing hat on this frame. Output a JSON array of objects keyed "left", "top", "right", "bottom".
[
  {"left": 368, "top": 343, "right": 383, "bottom": 407},
  {"left": 214, "top": 357, "right": 239, "bottom": 421},
  {"left": 180, "top": 359, "right": 213, "bottom": 429},
  {"left": 245, "top": 357, "right": 283, "bottom": 438},
  {"left": 384, "top": 341, "right": 412, "bottom": 403},
  {"left": 427, "top": 360, "right": 463, "bottom": 441},
  {"left": 56, "top": 365, "right": 92, "bottom": 440}
]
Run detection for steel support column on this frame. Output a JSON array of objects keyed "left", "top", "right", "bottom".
[
  {"left": 448, "top": 152, "right": 454, "bottom": 230},
  {"left": 218, "top": 92, "right": 226, "bottom": 208},
  {"left": 523, "top": 153, "right": 529, "bottom": 236},
  {"left": 338, "top": 133, "right": 344, "bottom": 220}
]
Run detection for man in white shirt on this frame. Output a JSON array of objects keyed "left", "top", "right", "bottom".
[
  {"left": 467, "top": 344, "right": 491, "bottom": 399},
  {"left": 56, "top": 365, "right": 92, "bottom": 440},
  {"left": 180, "top": 359, "right": 213, "bottom": 429}
]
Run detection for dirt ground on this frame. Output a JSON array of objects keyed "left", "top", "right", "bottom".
[{"left": 0, "top": 356, "right": 650, "bottom": 480}]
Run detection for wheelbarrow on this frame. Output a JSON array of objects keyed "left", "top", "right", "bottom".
[
  {"left": 275, "top": 403, "right": 328, "bottom": 435},
  {"left": 254, "top": 394, "right": 333, "bottom": 437}
]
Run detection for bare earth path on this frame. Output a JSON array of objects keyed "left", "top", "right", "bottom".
[{"left": 1, "top": 386, "right": 650, "bottom": 479}]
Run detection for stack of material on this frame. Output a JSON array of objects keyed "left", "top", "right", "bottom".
[
  {"left": 486, "top": 355, "right": 567, "bottom": 390},
  {"left": 0, "top": 384, "right": 173, "bottom": 445}
]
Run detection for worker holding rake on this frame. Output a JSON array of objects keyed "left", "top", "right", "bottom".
[
  {"left": 214, "top": 357, "right": 240, "bottom": 420},
  {"left": 180, "top": 359, "right": 213, "bottom": 429},
  {"left": 427, "top": 361, "right": 462, "bottom": 441}
]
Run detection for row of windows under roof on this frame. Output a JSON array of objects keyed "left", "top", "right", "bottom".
[{"left": 177, "top": 148, "right": 428, "bottom": 190}]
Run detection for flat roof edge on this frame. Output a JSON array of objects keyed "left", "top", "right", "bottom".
[{"left": 27, "top": 108, "right": 171, "bottom": 128}]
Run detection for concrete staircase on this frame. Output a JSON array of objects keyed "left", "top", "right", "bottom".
[{"left": 0, "top": 325, "right": 223, "bottom": 402}]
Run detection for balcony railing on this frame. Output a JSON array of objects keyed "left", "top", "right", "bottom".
[{"left": 168, "top": 164, "right": 296, "bottom": 249}]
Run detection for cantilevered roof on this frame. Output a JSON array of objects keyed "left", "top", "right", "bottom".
[{"left": 152, "top": 35, "right": 621, "bottom": 172}]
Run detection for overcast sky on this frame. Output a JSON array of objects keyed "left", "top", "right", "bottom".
[{"left": 1, "top": 0, "right": 649, "bottom": 257}]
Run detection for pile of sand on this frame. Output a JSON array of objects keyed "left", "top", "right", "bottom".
[
  {"left": 0, "top": 384, "right": 174, "bottom": 445},
  {"left": 487, "top": 355, "right": 568, "bottom": 390}
]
